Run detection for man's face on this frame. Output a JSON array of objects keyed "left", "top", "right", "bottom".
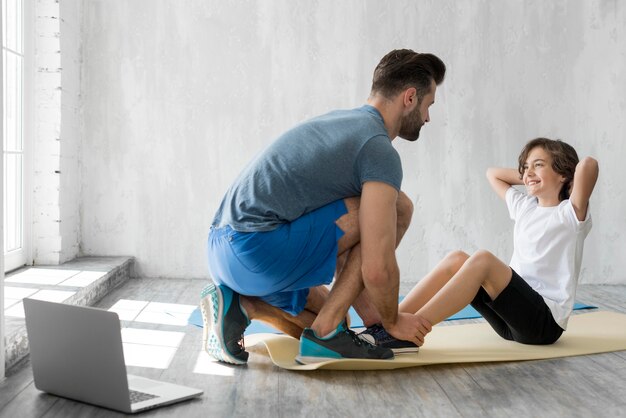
[{"left": 398, "top": 80, "right": 437, "bottom": 142}]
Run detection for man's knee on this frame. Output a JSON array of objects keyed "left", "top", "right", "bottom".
[{"left": 396, "top": 192, "right": 414, "bottom": 229}]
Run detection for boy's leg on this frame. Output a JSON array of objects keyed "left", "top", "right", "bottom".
[
  {"left": 358, "top": 250, "right": 470, "bottom": 353},
  {"left": 398, "top": 250, "right": 470, "bottom": 314},
  {"left": 415, "top": 250, "right": 513, "bottom": 328},
  {"left": 469, "top": 287, "right": 514, "bottom": 341}
]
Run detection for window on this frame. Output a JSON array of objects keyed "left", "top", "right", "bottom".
[{"left": 2, "top": 0, "right": 28, "bottom": 272}]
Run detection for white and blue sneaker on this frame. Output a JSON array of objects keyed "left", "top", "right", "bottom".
[
  {"left": 295, "top": 321, "right": 394, "bottom": 364},
  {"left": 200, "top": 283, "right": 251, "bottom": 365}
]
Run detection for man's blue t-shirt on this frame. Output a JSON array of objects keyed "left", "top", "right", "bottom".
[{"left": 212, "top": 105, "right": 403, "bottom": 232}]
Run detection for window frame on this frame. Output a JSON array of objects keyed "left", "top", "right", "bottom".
[{"left": 3, "top": 0, "right": 32, "bottom": 273}]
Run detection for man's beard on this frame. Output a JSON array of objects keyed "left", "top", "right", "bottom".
[{"left": 398, "top": 105, "right": 424, "bottom": 142}]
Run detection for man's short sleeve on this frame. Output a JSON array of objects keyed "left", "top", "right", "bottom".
[{"left": 355, "top": 136, "right": 402, "bottom": 191}]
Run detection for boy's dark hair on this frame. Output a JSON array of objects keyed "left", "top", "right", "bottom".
[
  {"left": 371, "top": 49, "right": 446, "bottom": 102},
  {"left": 517, "top": 137, "right": 580, "bottom": 201}
]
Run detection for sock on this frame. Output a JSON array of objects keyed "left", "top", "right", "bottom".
[{"left": 320, "top": 321, "right": 346, "bottom": 339}]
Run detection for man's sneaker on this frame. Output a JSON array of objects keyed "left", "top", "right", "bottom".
[
  {"left": 295, "top": 321, "right": 394, "bottom": 364},
  {"left": 200, "top": 283, "right": 251, "bottom": 365},
  {"left": 358, "top": 324, "right": 419, "bottom": 354}
]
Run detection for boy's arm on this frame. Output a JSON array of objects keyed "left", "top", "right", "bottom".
[
  {"left": 486, "top": 167, "right": 523, "bottom": 200},
  {"left": 569, "top": 157, "right": 599, "bottom": 221}
]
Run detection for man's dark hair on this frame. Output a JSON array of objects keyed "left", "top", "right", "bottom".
[
  {"left": 371, "top": 49, "right": 446, "bottom": 101},
  {"left": 517, "top": 137, "right": 580, "bottom": 201}
]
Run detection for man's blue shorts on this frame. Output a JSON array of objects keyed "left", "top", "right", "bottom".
[{"left": 207, "top": 200, "right": 348, "bottom": 316}]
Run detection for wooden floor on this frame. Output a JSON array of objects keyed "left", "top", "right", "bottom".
[{"left": 1, "top": 279, "right": 626, "bottom": 417}]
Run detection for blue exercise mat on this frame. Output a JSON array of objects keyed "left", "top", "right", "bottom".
[{"left": 186, "top": 301, "right": 596, "bottom": 335}]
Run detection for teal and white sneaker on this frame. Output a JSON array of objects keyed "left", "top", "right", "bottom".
[
  {"left": 295, "top": 321, "right": 394, "bottom": 364},
  {"left": 200, "top": 283, "right": 251, "bottom": 365}
]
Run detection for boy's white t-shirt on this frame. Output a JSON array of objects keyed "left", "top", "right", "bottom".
[{"left": 505, "top": 187, "right": 592, "bottom": 330}]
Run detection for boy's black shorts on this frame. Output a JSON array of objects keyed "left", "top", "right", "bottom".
[{"left": 471, "top": 268, "right": 564, "bottom": 345}]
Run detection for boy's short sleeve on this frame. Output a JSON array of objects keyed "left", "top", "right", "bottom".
[
  {"left": 560, "top": 200, "right": 593, "bottom": 234},
  {"left": 505, "top": 187, "right": 535, "bottom": 220}
]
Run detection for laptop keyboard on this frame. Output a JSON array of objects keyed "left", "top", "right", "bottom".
[{"left": 129, "top": 389, "right": 159, "bottom": 404}]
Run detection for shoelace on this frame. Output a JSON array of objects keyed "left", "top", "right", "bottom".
[
  {"left": 363, "top": 324, "right": 386, "bottom": 342},
  {"left": 347, "top": 327, "right": 378, "bottom": 349}
]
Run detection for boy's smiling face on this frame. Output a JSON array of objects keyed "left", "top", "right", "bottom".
[{"left": 523, "top": 146, "right": 566, "bottom": 206}]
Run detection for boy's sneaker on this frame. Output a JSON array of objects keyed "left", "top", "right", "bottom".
[
  {"left": 200, "top": 283, "right": 251, "bottom": 365},
  {"left": 295, "top": 321, "right": 394, "bottom": 364},
  {"left": 358, "top": 324, "right": 419, "bottom": 354}
]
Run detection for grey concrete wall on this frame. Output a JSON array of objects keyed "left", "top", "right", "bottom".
[{"left": 79, "top": 0, "right": 625, "bottom": 285}]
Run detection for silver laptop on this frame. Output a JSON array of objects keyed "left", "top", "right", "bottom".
[{"left": 23, "top": 298, "right": 203, "bottom": 413}]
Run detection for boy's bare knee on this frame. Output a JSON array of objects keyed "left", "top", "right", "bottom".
[
  {"left": 464, "top": 250, "right": 497, "bottom": 275},
  {"left": 468, "top": 250, "right": 510, "bottom": 293},
  {"left": 445, "top": 250, "right": 470, "bottom": 270},
  {"left": 471, "top": 249, "right": 495, "bottom": 264}
]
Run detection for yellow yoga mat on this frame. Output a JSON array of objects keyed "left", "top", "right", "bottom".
[{"left": 244, "top": 311, "right": 626, "bottom": 371}]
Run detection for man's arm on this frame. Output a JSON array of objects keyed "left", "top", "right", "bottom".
[
  {"left": 360, "top": 181, "right": 430, "bottom": 344},
  {"left": 359, "top": 181, "right": 399, "bottom": 326},
  {"left": 569, "top": 157, "right": 599, "bottom": 221},
  {"left": 486, "top": 167, "right": 523, "bottom": 200}
]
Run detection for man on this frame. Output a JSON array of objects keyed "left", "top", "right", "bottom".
[{"left": 202, "top": 49, "right": 446, "bottom": 365}]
